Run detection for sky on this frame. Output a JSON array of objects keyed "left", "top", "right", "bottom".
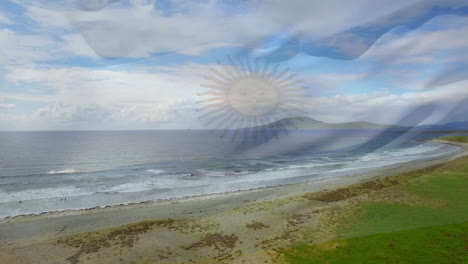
[{"left": 1, "top": 0, "right": 468, "bottom": 130}]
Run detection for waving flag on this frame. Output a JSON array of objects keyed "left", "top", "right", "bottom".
[{"left": 1, "top": 1, "right": 468, "bottom": 264}]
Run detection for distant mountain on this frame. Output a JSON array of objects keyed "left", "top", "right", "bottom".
[
  {"left": 264, "top": 117, "right": 403, "bottom": 129},
  {"left": 414, "top": 121, "right": 468, "bottom": 131},
  {"left": 253, "top": 117, "right": 468, "bottom": 132}
]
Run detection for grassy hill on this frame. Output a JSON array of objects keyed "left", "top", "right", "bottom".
[{"left": 267, "top": 117, "right": 402, "bottom": 129}]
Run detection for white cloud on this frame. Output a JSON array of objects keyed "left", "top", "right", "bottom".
[
  {"left": 3, "top": 61, "right": 467, "bottom": 129},
  {"left": 7, "top": 0, "right": 423, "bottom": 60},
  {"left": 58, "top": 33, "right": 100, "bottom": 58},
  {"left": 306, "top": 81, "right": 468, "bottom": 125},
  {"left": 6, "top": 0, "right": 465, "bottom": 64},
  {"left": 5, "top": 64, "right": 205, "bottom": 103},
  {"left": 364, "top": 25, "right": 468, "bottom": 63},
  {"left": 0, "top": 103, "right": 15, "bottom": 109},
  {"left": 2, "top": 63, "right": 209, "bottom": 129},
  {"left": 0, "top": 10, "right": 12, "bottom": 24},
  {"left": 2, "top": 0, "right": 468, "bottom": 130},
  {"left": 25, "top": 4, "right": 72, "bottom": 29},
  {"left": 355, "top": 15, "right": 468, "bottom": 89},
  {"left": 178, "top": 42, "right": 240, "bottom": 56},
  {"left": 74, "top": 0, "right": 120, "bottom": 12},
  {"left": 0, "top": 29, "right": 59, "bottom": 65}
]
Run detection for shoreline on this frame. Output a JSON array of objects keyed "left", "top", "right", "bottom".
[
  {"left": 1, "top": 140, "right": 467, "bottom": 244},
  {"left": 0, "top": 140, "right": 463, "bottom": 222}
]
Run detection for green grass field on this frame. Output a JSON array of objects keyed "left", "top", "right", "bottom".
[
  {"left": 283, "top": 222, "right": 467, "bottom": 264},
  {"left": 439, "top": 136, "right": 468, "bottom": 143},
  {"left": 282, "top": 136, "right": 468, "bottom": 264}
]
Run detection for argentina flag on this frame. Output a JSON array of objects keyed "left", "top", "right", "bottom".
[{"left": 1, "top": 1, "right": 468, "bottom": 263}]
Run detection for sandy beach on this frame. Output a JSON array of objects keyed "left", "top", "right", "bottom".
[{"left": 1, "top": 139, "right": 467, "bottom": 264}]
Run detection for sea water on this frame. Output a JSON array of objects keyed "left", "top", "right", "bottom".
[{"left": 0, "top": 129, "right": 462, "bottom": 219}]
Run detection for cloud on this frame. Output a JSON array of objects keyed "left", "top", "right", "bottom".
[
  {"left": 300, "top": 0, "right": 468, "bottom": 60},
  {"left": 34, "top": 103, "right": 113, "bottom": 122},
  {"left": 2, "top": 0, "right": 468, "bottom": 130},
  {"left": 24, "top": 3, "right": 72, "bottom": 29},
  {"left": 364, "top": 19, "right": 468, "bottom": 61},
  {"left": 425, "top": 65, "right": 468, "bottom": 88},
  {"left": 302, "top": 73, "right": 363, "bottom": 95},
  {"left": 74, "top": 0, "right": 120, "bottom": 12},
  {"left": 2, "top": 63, "right": 209, "bottom": 129},
  {"left": 0, "top": 10, "right": 12, "bottom": 24},
  {"left": 306, "top": 81, "right": 468, "bottom": 125},
  {"left": 0, "top": 103, "right": 15, "bottom": 110},
  {"left": 7, "top": 0, "right": 468, "bottom": 63},
  {"left": 9, "top": 0, "right": 466, "bottom": 65},
  {"left": 58, "top": 33, "right": 100, "bottom": 58},
  {"left": 32, "top": 101, "right": 188, "bottom": 124},
  {"left": 16, "top": 0, "right": 262, "bottom": 58},
  {"left": 353, "top": 15, "right": 468, "bottom": 89},
  {"left": 9, "top": 0, "right": 426, "bottom": 60},
  {"left": 178, "top": 42, "right": 240, "bottom": 56},
  {"left": 0, "top": 29, "right": 59, "bottom": 65},
  {"left": 4, "top": 61, "right": 466, "bottom": 129}
]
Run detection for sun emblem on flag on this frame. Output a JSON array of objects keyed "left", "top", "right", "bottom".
[{"left": 197, "top": 56, "right": 308, "bottom": 141}]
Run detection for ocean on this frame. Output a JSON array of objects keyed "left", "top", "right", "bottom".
[{"left": 0, "top": 129, "right": 462, "bottom": 219}]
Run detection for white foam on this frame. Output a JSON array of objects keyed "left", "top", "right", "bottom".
[
  {"left": 0, "top": 186, "right": 91, "bottom": 203},
  {"left": 47, "top": 169, "right": 77, "bottom": 175},
  {"left": 1, "top": 141, "right": 461, "bottom": 220},
  {"left": 146, "top": 169, "right": 165, "bottom": 174},
  {"left": 100, "top": 181, "right": 157, "bottom": 193}
]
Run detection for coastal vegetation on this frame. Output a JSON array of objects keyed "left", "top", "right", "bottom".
[
  {"left": 3, "top": 136, "right": 467, "bottom": 263},
  {"left": 440, "top": 135, "right": 468, "bottom": 143},
  {"left": 269, "top": 117, "right": 403, "bottom": 129},
  {"left": 283, "top": 222, "right": 467, "bottom": 264},
  {"left": 282, "top": 136, "right": 468, "bottom": 263}
]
